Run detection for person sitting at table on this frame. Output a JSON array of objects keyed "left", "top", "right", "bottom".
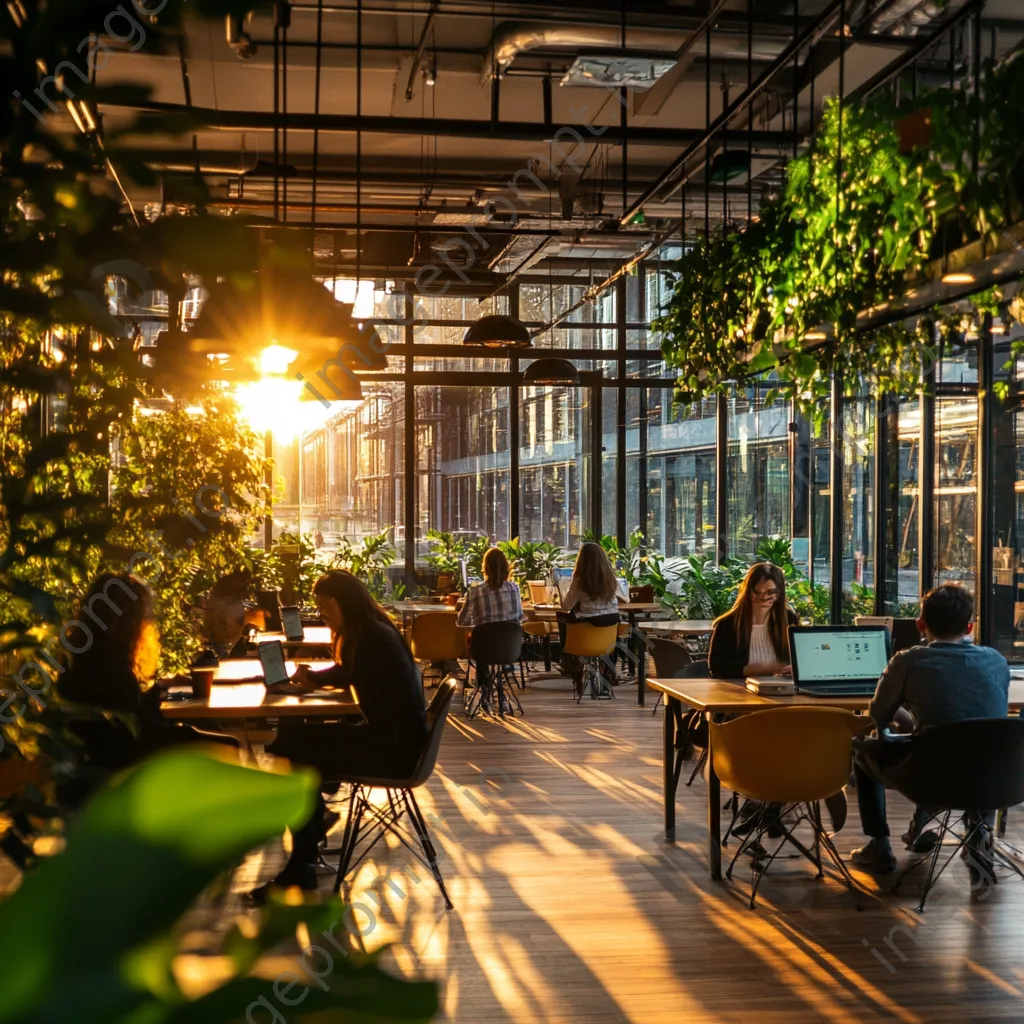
[
  {"left": 253, "top": 569, "right": 428, "bottom": 897},
  {"left": 557, "top": 542, "right": 622, "bottom": 697},
  {"left": 59, "top": 572, "right": 237, "bottom": 799},
  {"left": 708, "top": 562, "right": 796, "bottom": 680},
  {"left": 457, "top": 547, "right": 523, "bottom": 626},
  {"left": 850, "top": 583, "right": 1009, "bottom": 878},
  {"left": 706, "top": 564, "right": 847, "bottom": 835}
]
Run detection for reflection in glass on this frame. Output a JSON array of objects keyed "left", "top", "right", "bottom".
[
  {"left": 934, "top": 396, "right": 978, "bottom": 593},
  {"left": 414, "top": 387, "right": 510, "bottom": 561},
  {"left": 726, "top": 386, "right": 790, "bottom": 560}
]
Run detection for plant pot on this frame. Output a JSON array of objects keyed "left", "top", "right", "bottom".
[{"left": 629, "top": 585, "right": 655, "bottom": 604}]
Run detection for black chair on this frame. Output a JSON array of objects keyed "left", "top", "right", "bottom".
[
  {"left": 332, "top": 677, "right": 457, "bottom": 908},
  {"left": 884, "top": 717, "right": 1024, "bottom": 911},
  {"left": 467, "top": 620, "right": 524, "bottom": 718},
  {"left": 647, "top": 637, "right": 693, "bottom": 714}
]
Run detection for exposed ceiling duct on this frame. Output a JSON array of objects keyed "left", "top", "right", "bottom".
[
  {"left": 480, "top": 22, "right": 787, "bottom": 84},
  {"left": 868, "top": 0, "right": 948, "bottom": 37}
]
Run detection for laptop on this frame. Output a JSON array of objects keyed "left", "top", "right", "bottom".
[
  {"left": 789, "top": 625, "right": 891, "bottom": 697},
  {"left": 615, "top": 577, "right": 630, "bottom": 601},
  {"left": 257, "top": 640, "right": 291, "bottom": 686},
  {"left": 855, "top": 615, "right": 923, "bottom": 654},
  {"left": 280, "top": 605, "right": 304, "bottom": 642},
  {"left": 552, "top": 567, "right": 574, "bottom": 606}
]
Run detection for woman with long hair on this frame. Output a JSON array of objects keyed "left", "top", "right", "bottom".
[
  {"left": 257, "top": 569, "right": 428, "bottom": 896},
  {"left": 60, "top": 572, "right": 235, "bottom": 784},
  {"left": 706, "top": 562, "right": 846, "bottom": 835},
  {"left": 457, "top": 546, "right": 522, "bottom": 626},
  {"left": 558, "top": 542, "right": 623, "bottom": 697},
  {"left": 708, "top": 562, "right": 795, "bottom": 679}
]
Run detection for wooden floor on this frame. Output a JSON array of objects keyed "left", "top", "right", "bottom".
[
  {"left": 238, "top": 674, "right": 1024, "bottom": 1023},
  {"left": 12, "top": 674, "right": 1024, "bottom": 1022}
]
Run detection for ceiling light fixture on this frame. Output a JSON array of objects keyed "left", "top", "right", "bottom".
[
  {"left": 463, "top": 314, "right": 532, "bottom": 348},
  {"left": 522, "top": 357, "right": 580, "bottom": 385}
]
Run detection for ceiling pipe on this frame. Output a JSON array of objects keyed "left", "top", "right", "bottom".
[
  {"left": 480, "top": 21, "right": 787, "bottom": 84},
  {"left": 405, "top": 0, "right": 440, "bottom": 100}
]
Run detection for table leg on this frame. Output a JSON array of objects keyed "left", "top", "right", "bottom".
[
  {"left": 636, "top": 616, "right": 647, "bottom": 707},
  {"left": 663, "top": 694, "right": 678, "bottom": 840},
  {"left": 707, "top": 717, "right": 722, "bottom": 880},
  {"left": 543, "top": 634, "right": 552, "bottom": 672}
]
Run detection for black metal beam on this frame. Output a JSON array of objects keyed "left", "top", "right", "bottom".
[
  {"left": 620, "top": 0, "right": 844, "bottom": 224},
  {"left": 918, "top": 345, "right": 936, "bottom": 599},
  {"left": 977, "top": 312, "right": 995, "bottom": 644},
  {"left": 102, "top": 101, "right": 800, "bottom": 148},
  {"left": 829, "top": 372, "right": 844, "bottom": 624}
]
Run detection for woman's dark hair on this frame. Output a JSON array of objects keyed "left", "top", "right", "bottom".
[
  {"left": 572, "top": 542, "right": 618, "bottom": 604},
  {"left": 482, "top": 546, "right": 510, "bottom": 589},
  {"left": 312, "top": 570, "right": 408, "bottom": 665},
  {"left": 721, "top": 562, "right": 789, "bottom": 662},
  {"left": 67, "top": 572, "right": 155, "bottom": 677}
]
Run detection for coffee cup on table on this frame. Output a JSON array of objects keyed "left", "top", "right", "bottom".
[{"left": 190, "top": 667, "right": 215, "bottom": 700}]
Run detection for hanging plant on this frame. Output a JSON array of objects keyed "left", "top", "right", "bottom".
[{"left": 655, "top": 53, "right": 1024, "bottom": 416}]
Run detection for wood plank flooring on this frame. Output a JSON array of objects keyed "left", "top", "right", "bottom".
[{"left": 9, "top": 673, "right": 1024, "bottom": 1022}]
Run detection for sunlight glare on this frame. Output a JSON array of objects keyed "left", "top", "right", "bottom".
[
  {"left": 259, "top": 344, "right": 299, "bottom": 375},
  {"left": 233, "top": 378, "right": 335, "bottom": 438}
]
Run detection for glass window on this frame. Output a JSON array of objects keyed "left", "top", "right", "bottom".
[
  {"left": 414, "top": 386, "right": 510, "bottom": 562},
  {"left": 726, "top": 385, "right": 790, "bottom": 560},
  {"left": 840, "top": 395, "right": 875, "bottom": 622}
]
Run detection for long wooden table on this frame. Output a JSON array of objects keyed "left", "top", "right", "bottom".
[
  {"left": 650, "top": 676, "right": 1024, "bottom": 880},
  {"left": 638, "top": 619, "right": 715, "bottom": 638},
  {"left": 254, "top": 625, "right": 334, "bottom": 653}
]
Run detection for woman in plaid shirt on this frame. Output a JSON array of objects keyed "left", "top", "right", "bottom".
[{"left": 458, "top": 547, "right": 523, "bottom": 625}]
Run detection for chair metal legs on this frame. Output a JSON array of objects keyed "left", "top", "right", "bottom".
[
  {"left": 725, "top": 801, "right": 867, "bottom": 910},
  {"left": 333, "top": 783, "right": 453, "bottom": 909},
  {"left": 465, "top": 662, "right": 523, "bottom": 718},
  {"left": 575, "top": 657, "right": 614, "bottom": 702}
]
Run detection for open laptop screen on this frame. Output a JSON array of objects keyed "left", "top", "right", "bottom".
[
  {"left": 257, "top": 640, "right": 290, "bottom": 685},
  {"left": 790, "top": 627, "right": 890, "bottom": 683},
  {"left": 552, "top": 567, "right": 574, "bottom": 605},
  {"left": 280, "top": 605, "right": 304, "bottom": 641},
  {"left": 615, "top": 577, "right": 629, "bottom": 601}
]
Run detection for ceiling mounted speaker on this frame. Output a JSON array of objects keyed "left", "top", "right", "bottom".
[
  {"left": 462, "top": 314, "right": 532, "bottom": 348},
  {"left": 522, "top": 357, "right": 580, "bottom": 385}
]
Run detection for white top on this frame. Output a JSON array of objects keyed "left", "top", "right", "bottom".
[
  {"left": 749, "top": 623, "right": 778, "bottom": 667},
  {"left": 562, "top": 578, "right": 620, "bottom": 619}
]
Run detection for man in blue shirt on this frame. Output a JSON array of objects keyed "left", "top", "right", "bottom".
[{"left": 851, "top": 583, "right": 1010, "bottom": 876}]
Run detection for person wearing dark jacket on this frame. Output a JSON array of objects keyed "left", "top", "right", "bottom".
[
  {"left": 254, "top": 570, "right": 428, "bottom": 896},
  {"left": 59, "top": 572, "right": 236, "bottom": 802},
  {"left": 706, "top": 562, "right": 846, "bottom": 835},
  {"left": 708, "top": 563, "right": 796, "bottom": 680}
]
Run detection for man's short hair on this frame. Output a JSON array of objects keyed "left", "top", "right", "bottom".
[{"left": 920, "top": 583, "right": 974, "bottom": 640}]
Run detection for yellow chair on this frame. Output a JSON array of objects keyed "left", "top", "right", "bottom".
[
  {"left": 409, "top": 611, "right": 466, "bottom": 687},
  {"left": 563, "top": 622, "right": 618, "bottom": 702},
  {"left": 528, "top": 580, "right": 552, "bottom": 605},
  {"left": 709, "top": 705, "right": 869, "bottom": 908}
]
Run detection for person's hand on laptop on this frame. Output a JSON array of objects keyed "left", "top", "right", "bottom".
[
  {"left": 267, "top": 664, "right": 317, "bottom": 694},
  {"left": 774, "top": 664, "right": 792, "bottom": 678}
]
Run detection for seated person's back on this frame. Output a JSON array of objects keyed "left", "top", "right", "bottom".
[
  {"left": 457, "top": 546, "right": 523, "bottom": 626},
  {"left": 871, "top": 640, "right": 1009, "bottom": 732}
]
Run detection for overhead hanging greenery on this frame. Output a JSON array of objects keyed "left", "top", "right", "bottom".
[{"left": 654, "top": 52, "right": 1024, "bottom": 410}]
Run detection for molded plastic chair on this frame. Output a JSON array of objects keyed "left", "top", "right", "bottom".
[
  {"left": 563, "top": 622, "right": 618, "bottom": 701},
  {"left": 332, "top": 676, "right": 457, "bottom": 908},
  {"left": 528, "top": 581, "right": 551, "bottom": 605},
  {"left": 409, "top": 611, "right": 466, "bottom": 686},
  {"left": 521, "top": 619, "right": 556, "bottom": 681},
  {"left": 467, "top": 620, "right": 524, "bottom": 717},
  {"left": 883, "top": 717, "right": 1024, "bottom": 911},
  {"left": 647, "top": 637, "right": 693, "bottom": 714},
  {"left": 710, "top": 705, "right": 868, "bottom": 908}
]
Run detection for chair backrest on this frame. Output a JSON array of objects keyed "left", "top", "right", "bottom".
[
  {"left": 886, "top": 717, "right": 1024, "bottom": 813},
  {"left": 647, "top": 637, "right": 693, "bottom": 678},
  {"left": 528, "top": 581, "right": 550, "bottom": 605},
  {"left": 409, "top": 676, "right": 457, "bottom": 786},
  {"left": 469, "top": 619, "right": 524, "bottom": 666},
  {"left": 710, "top": 706, "right": 864, "bottom": 804},
  {"left": 410, "top": 610, "right": 464, "bottom": 662},
  {"left": 679, "top": 661, "right": 710, "bottom": 679},
  {"left": 563, "top": 621, "right": 618, "bottom": 658}
]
